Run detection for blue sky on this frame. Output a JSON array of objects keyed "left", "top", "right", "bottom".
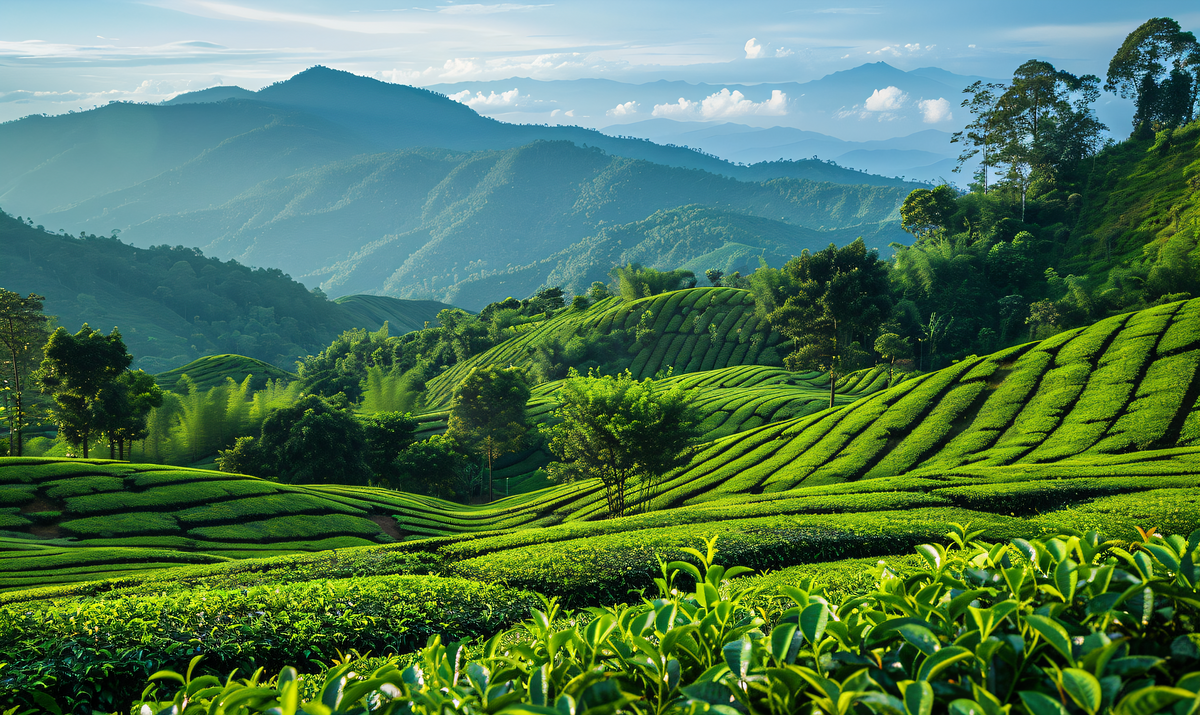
[{"left": 2, "top": 0, "right": 1196, "bottom": 128}]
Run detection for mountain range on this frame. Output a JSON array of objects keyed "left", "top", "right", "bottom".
[{"left": 0, "top": 66, "right": 918, "bottom": 310}]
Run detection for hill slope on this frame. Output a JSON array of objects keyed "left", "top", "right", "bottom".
[
  {"left": 0, "top": 211, "right": 461, "bottom": 371},
  {"left": 45, "top": 141, "right": 910, "bottom": 309}
]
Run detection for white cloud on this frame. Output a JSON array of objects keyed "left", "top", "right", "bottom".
[
  {"left": 652, "top": 88, "right": 787, "bottom": 120},
  {"left": 864, "top": 86, "right": 906, "bottom": 112},
  {"left": 436, "top": 3, "right": 552, "bottom": 14},
  {"left": 919, "top": 97, "right": 952, "bottom": 123},
  {"left": 378, "top": 52, "right": 614, "bottom": 84},
  {"left": 744, "top": 38, "right": 764, "bottom": 59},
  {"left": 775, "top": 47, "right": 794, "bottom": 58},
  {"left": 448, "top": 87, "right": 527, "bottom": 110},
  {"left": 606, "top": 100, "right": 638, "bottom": 117}
]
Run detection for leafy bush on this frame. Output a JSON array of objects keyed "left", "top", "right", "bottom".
[
  {"left": 95, "top": 526, "right": 1200, "bottom": 715},
  {"left": 0, "top": 574, "right": 538, "bottom": 713}
]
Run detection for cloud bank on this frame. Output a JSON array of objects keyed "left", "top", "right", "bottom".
[
  {"left": 863, "top": 86, "right": 906, "bottom": 112},
  {"left": 653, "top": 88, "right": 787, "bottom": 120},
  {"left": 449, "top": 87, "right": 529, "bottom": 110}
]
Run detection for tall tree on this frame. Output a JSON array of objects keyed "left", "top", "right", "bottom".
[
  {"left": 952, "top": 81, "right": 1007, "bottom": 193},
  {"left": 446, "top": 365, "right": 530, "bottom": 501},
  {"left": 545, "top": 370, "right": 698, "bottom": 518},
  {"left": 994, "top": 60, "right": 1095, "bottom": 219},
  {"left": 767, "top": 239, "right": 893, "bottom": 408},
  {"left": 36, "top": 324, "right": 132, "bottom": 458},
  {"left": 0, "top": 290, "right": 50, "bottom": 456},
  {"left": 900, "top": 185, "right": 959, "bottom": 240},
  {"left": 98, "top": 370, "right": 164, "bottom": 460},
  {"left": 1106, "top": 18, "right": 1200, "bottom": 129}
]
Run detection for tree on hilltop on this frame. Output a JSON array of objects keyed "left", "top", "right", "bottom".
[{"left": 765, "top": 239, "right": 893, "bottom": 409}]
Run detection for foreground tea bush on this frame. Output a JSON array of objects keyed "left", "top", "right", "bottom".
[
  {"left": 122, "top": 525, "right": 1200, "bottom": 715},
  {"left": 0, "top": 575, "right": 537, "bottom": 714}
]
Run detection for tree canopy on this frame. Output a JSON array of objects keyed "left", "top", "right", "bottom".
[
  {"left": 446, "top": 365, "right": 531, "bottom": 501},
  {"left": 36, "top": 324, "right": 133, "bottom": 458},
  {"left": 545, "top": 370, "right": 699, "bottom": 518}
]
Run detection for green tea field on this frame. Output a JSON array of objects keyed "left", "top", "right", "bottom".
[{"left": 2, "top": 297, "right": 1197, "bottom": 597}]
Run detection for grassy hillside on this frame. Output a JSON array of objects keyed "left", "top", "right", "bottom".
[
  {"left": 422, "top": 287, "right": 784, "bottom": 408},
  {"left": 333, "top": 294, "right": 455, "bottom": 332},
  {"left": 1066, "top": 122, "right": 1200, "bottom": 294}
]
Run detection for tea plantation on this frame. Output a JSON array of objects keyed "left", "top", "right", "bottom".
[{"left": 1, "top": 297, "right": 1199, "bottom": 713}]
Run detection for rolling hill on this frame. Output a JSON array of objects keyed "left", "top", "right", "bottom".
[{"left": 0, "top": 296, "right": 1195, "bottom": 594}]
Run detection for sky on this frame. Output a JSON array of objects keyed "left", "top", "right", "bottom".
[{"left": 2, "top": 0, "right": 1197, "bottom": 130}]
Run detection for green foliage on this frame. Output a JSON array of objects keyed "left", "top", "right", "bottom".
[
  {"left": 246, "top": 393, "right": 372, "bottom": 485},
  {"left": 0, "top": 574, "right": 537, "bottom": 713},
  {"left": 44, "top": 527, "right": 1200, "bottom": 715},
  {"left": 900, "top": 184, "right": 958, "bottom": 239},
  {"left": 610, "top": 263, "right": 697, "bottom": 300},
  {"left": 361, "top": 411, "right": 418, "bottom": 487},
  {"left": 546, "top": 370, "right": 700, "bottom": 518},
  {"left": 35, "top": 324, "right": 133, "bottom": 458},
  {"left": 389, "top": 435, "right": 467, "bottom": 499},
  {"left": 447, "top": 365, "right": 531, "bottom": 501}
]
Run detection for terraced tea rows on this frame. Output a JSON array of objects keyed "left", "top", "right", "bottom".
[
  {"left": 396, "top": 298, "right": 1200, "bottom": 532},
  {"left": 2, "top": 299, "right": 1197, "bottom": 591},
  {"left": 422, "top": 288, "right": 786, "bottom": 408},
  {"left": 153, "top": 354, "right": 296, "bottom": 392}
]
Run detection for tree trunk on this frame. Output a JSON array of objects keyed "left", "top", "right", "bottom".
[
  {"left": 828, "top": 370, "right": 836, "bottom": 409},
  {"left": 487, "top": 447, "right": 494, "bottom": 502}
]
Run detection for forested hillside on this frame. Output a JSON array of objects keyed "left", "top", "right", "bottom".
[
  {"left": 39, "top": 140, "right": 910, "bottom": 309},
  {"left": 0, "top": 211, "right": 455, "bottom": 371}
]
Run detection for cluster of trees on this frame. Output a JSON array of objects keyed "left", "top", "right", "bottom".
[{"left": 0, "top": 289, "right": 168, "bottom": 460}]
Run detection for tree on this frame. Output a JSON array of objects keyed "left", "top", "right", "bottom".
[
  {"left": 705, "top": 269, "right": 725, "bottom": 287},
  {"left": 36, "top": 324, "right": 132, "bottom": 458},
  {"left": 98, "top": 370, "right": 164, "bottom": 459},
  {"left": 767, "top": 239, "right": 893, "bottom": 408},
  {"left": 446, "top": 365, "right": 530, "bottom": 501},
  {"left": 389, "top": 435, "right": 466, "bottom": 499},
  {"left": 545, "top": 370, "right": 699, "bottom": 518},
  {"left": 610, "top": 264, "right": 697, "bottom": 300},
  {"left": 873, "top": 333, "right": 912, "bottom": 386},
  {"left": 0, "top": 290, "right": 50, "bottom": 456},
  {"left": 900, "top": 185, "right": 958, "bottom": 240},
  {"left": 1106, "top": 18, "right": 1200, "bottom": 129},
  {"left": 219, "top": 393, "right": 372, "bottom": 484},
  {"left": 952, "top": 81, "right": 1007, "bottom": 193},
  {"left": 361, "top": 411, "right": 417, "bottom": 486}
]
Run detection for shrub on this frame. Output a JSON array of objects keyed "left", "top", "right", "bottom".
[{"left": 92, "top": 527, "right": 1200, "bottom": 715}]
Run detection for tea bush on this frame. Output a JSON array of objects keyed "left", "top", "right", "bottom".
[{"left": 103, "top": 525, "right": 1200, "bottom": 715}]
